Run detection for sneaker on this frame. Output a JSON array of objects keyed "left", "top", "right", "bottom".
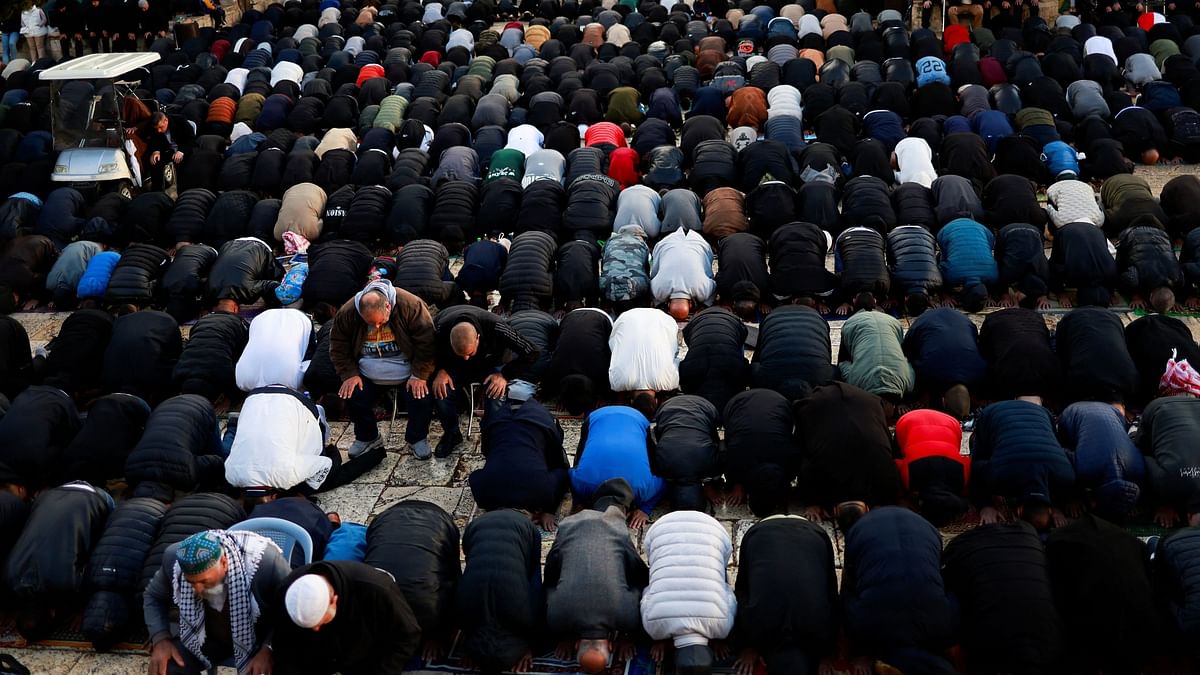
[
  {"left": 348, "top": 436, "right": 384, "bottom": 459},
  {"left": 434, "top": 431, "right": 464, "bottom": 458},
  {"left": 408, "top": 439, "right": 433, "bottom": 460}
]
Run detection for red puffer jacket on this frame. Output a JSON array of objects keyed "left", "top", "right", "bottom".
[{"left": 894, "top": 409, "right": 969, "bottom": 490}]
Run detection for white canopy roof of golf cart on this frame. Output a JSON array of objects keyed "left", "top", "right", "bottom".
[{"left": 39, "top": 53, "right": 161, "bottom": 81}]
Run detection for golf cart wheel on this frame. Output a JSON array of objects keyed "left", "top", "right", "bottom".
[{"left": 114, "top": 180, "right": 134, "bottom": 199}]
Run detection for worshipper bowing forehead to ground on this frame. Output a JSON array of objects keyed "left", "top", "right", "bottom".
[{"left": 273, "top": 560, "right": 422, "bottom": 675}]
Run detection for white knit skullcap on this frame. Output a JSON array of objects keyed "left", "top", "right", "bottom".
[{"left": 285, "top": 574, "right": 332, "bottom": 628}]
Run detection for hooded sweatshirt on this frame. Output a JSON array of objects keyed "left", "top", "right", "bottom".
[
  {"left": 894, "top": 138, "right": 938, "bottom": 188},
  {"left": 350, "top": 279, "right": 413, "bottom": 382}
]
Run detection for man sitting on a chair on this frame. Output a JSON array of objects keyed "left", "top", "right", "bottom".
[
  {"left": 225, "top": 385, "right": 385, "bottom": 510},
  {"left": 427, "top": 305, "right": 541, "bottom": 459},
  {"left": 143, "top": 529, "right": 291, "bottom": 675},
  {"left": 330, "top": 279, "right": 438, "bottom": 460}
]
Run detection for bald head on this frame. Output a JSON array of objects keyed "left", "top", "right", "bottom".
[
  {"left": 577, "top": 639, "right": 610, "bottom": 674},
  {"left": 450, "top": 322, "right": 480, "bottom": 359},
  {"left": 358, "top": 290, "right": 391, "bottom": 328}
]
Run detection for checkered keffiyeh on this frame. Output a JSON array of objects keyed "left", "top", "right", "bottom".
[
  {"left": 1159, "top": 350, "right": 1200, "bottom": 398},
  {"left": 172, "top": 530, "right": 276, "bottom": 671}
]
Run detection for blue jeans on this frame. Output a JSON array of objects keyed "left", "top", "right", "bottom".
[{"left": 2, "top": 33, "right": 18, "bottom": 64}]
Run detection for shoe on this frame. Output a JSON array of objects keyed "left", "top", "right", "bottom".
[
  {"left": 434, "top": 431, "right": 464, "bottom": 458},
  {"left": 409, "top": 439, "right": 433, "bottom": 460},
  {"left": 348, "top": 436, "right": 384, "bottom": 458}
]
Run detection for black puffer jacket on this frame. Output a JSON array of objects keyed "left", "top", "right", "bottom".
[
  {"left": 753, "top": 305, "right": 834, "bottom": 401},
  {"left": 1055, "top": 306, "right": 1140, "bottom": 404},
  {"left": 165, "top": 189, "right": 218, "bottom": 246},
  {"left": 888, "top": 225, "right": 941, "bottom": 298},
  {"left": 302, "top": 239, "right": 373, "bottom": 311},
  {"left": 5, "top": 483, "right": 111, "bottom": 601},
  {"left": 388, "top": 184, "right": 434, "bottom": 244},
  {"left": 942, "top": 522, "right": 1062, "bottom": 674},
  {"left": 770, "top": 222, "right": 834, "bottom": 296},
  {"left": 124, "top": 192, "right": 176, "bottom": 246},
  {"left": 429, "top": 181, "right": 479, "bottom": 253},
  {"left": 124, "top": 394, "right": 222, "bottom": 498},
  {"left": 836, "top": 226, "right": 890, "bottom": 299},
  {"left": 653, "top": 394, "right": 721, "bottom": 482},
  {"left": 454, "top": 509, "right": 543, "bottom": 673},
  {"left": 978, "top": 308, "right": 1061, "bottom": 399},
  {"left": 251, "top": 147, "right": 287, "bottom": 196},
  {"left": 207, "top": 237, "right": 282, "bottom": 305},
  {"left": 0, "top": 385, "right": 80, "bottom": 489},
  {"left": 173, "top": 311, "right": 250, "bottom": 400},
  {"left": 563, "top": 175, "right": 620, "bottom": 239},
  {"left": 393, "top": 239, "right": 456, "bottom": 306},
  {"left": 104, "top": 243, "right": 169, "bottom": 306},
  {"left": 139, "top": 493, "right": 245, "bottom": 592},
  {"left": 82, "top": 497, "right": 167, "bottom": 651},
  {"left": 364, "top": 500, "right": 462, "bottom": 640},
  {"left": 841, "top": 177, "right": 896, "bottom": 235},
  {"left": 103, "top": 310, "right": 181, "bottom": 403},
  {"left": 500, "top": 231, "right": 557, "bottom": 311},
  {"left": 679, "top": 306, "right": 750, "bottom": 415},
  {"left": 892, "top": 183, "right": 939, "bottom": 231},
  {"left": 43, "top": 309, "right": 113, "bottom": 395},
  {"left": 161, "top": 244, "right": 218, "bottom": 322},
  {"left": 479, "top": 178, "right": 523, "bottom": 236},
  {"left": 508, "top": 310, "right": 559, "bottom": 383},
  {"left": 62, "top": 393, "right": 151, "bottom": 486},
  {"left": 204, "top": 190, "right": 259, "bottom": 248},
  {"left": 1158, "top": 527, "right": 1200, "bottom": 643},
  {"left": 995, "top": 222, "right": 1050, "bottom": 302},
  {"left": 342, "top": 186, "right": 392, "bottom": 245},
  {"left": 516, "top": 181, "right": 566, "bottom": 236},
  {"left": 1117, "top": 224, "right": 1182, "bottom": 296},
  {"left": 0, "top": 491, "right": 28, "bottom": 583},
  {"left": 555, "top": 239, "right": 601, "bottom": 309}
]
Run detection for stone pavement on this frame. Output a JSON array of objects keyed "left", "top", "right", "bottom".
[{"left": 4, "top": 164, "right": 1200, "bottom": 673}]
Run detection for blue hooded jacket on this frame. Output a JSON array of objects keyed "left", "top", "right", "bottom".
[
  {"left": 76, "top": 251, "right": 121, "bottom": 299},
  {"left": 1058, "top": 401, "right": 1144, "bottom": 519},
  {"left": 571, "top": 406, "right": 664, "bottom": 514},
  {"left": 938, "top": 218, "right": 999, "bottom": 288}
]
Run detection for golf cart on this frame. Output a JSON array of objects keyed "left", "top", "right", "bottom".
[{"left": 39, "top": 52, "right": 166, "bottom": 198}]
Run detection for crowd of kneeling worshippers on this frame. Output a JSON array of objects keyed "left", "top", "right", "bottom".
[{"left": 8, "top": 0, "right": 1200, "bottom": 673}]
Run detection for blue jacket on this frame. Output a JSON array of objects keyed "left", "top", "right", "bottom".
[
  {"left": 76, "top": 251, "right": 121, "bottom": 299},
  {"left": 571, "top": 406, "right": 664, "bottom": 514},
  {"left": 970, "top": 400, "right": 1075, "bottom": 505},
  {"left": 902, "top": 308, "right": 987, "bottom": 387},
  {"left": 916, "top": 56, "right": 951, "bottom": 88},
  {"left": 1058, "top": 402, "right": 1144, "bottom": 519},
  {"left": 971, "top": 110, "right": 1015, "bottom": 155},
  {"left": 862, "top": 110, "right": 905, "bottom": 152},
  {"left": 938, "top": 218, "right": 998, "bottom": 288},
  {"left": 842, "top": 507, "right": 957, "bottom": 664},
  {"left": 1042, "top": 141, "right": 1080, "bottom": 178}
]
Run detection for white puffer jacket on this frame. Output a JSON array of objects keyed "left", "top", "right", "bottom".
[
  {"left": 1046, "top": 180, "right": 1105, "bottom": 229},
  {"left": 640, "top": 511, "right": 736, "bottom": 648}
]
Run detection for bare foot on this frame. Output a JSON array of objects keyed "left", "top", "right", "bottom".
[
  {"left": 421, "top": 639, "right": 444, "bottom": 662},
  {"left": 20, "top": 298, "right": 38, "bottom": 311},
  {"left": 835, "top": 303, "right": 852, "bottom": 316},
  {"left": 978, "top": 506, "right": 1004, "bottom": 525},
  {"left": 1057, "top": 293, "right": 1072, "bottom": 308},
  {"left": 554, "top": 640, "right": 574, "bottom": 661},
  {"left": 1155, "top": 505, "right": 1180, "bottom": 528},
  {"left": 1036, "top": 296, "right": 1052, "bottom": 310},
  {"left": 723, "top": 483, "right": 745, "bottom": 507}
]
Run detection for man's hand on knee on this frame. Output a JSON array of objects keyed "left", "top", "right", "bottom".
[
  {"left": 483, "top": 372, "right": 508, "bottom": 399},
  {"left": 338, "top": 375, "right": 364, "bottom": 399}
]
